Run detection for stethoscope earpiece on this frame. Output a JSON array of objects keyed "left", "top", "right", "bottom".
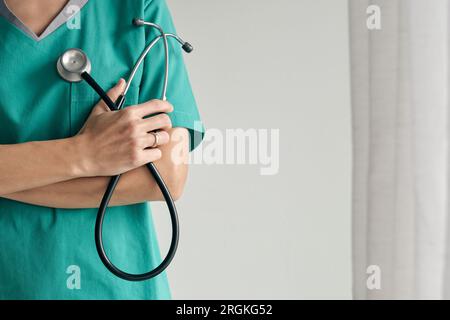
[
  {"left": 132, "top": 18, "right": 145, "bottom": 26},
  {"left": 182, "top": 42, "right": 194, "bottom": 53},
  {"left": 132, "top": 17, "right": 194, "bottom": 54},
  {"left": 57, "top": 48, "right": 91, "bottom": 83}
]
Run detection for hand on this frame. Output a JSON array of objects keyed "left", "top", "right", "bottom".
[{"left": 76, "top": 79, "right": 173, "bottom": 177}]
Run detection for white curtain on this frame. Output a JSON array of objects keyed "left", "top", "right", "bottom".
[{"left": 350, "top": 0, "right": 450, "bottom": 299}]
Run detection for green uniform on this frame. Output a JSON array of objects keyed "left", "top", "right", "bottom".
[{"left": 0, "top": 0, "right": 204, "bottom": 300}]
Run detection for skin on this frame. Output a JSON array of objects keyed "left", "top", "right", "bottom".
[{"left": 0, "top": 0, "right": 190, "bottom": 208}]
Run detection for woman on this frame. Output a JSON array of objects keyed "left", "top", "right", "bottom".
[{"left": 0, "top": 0, "right": 204, "bottom": 299}]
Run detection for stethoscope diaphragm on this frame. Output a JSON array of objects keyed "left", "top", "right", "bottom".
[{"left": 57, "top": 48, "right": 91, "bottom": 83}]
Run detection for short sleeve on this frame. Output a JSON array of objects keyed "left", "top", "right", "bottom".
[{"left": 139, "top": 0, "right": 205, "bottom": 151}]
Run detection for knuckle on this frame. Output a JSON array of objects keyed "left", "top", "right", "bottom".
[
  {"left": 159, "top": 114, "right": 172, "bottom": 127},
  {"left": 129, "top": 136, "right": 140, "bottom": 149},
  {"left": 122, "top": 108, "right": 135, "bottom": 119},
  {"left": 166, "top": 102, "right": 174, "bottom": 113},
  {"left": 155, "top": 99, "right": 165, "bottom": 109},
  {"left": 159, "top": 131, "right": 170, "bottom": 144},
  {"left": 163, "top": 102, "right": 174, "bottom": 114},
  {"left": 151, "top": 100, "right": 173, "bottom": 113},
  {"left": 125, "top": 122, "right": 138, "bottom": 136},
  {"left": 157, "top": 100, "right": 172, "bottom": 111},
  {"left": 120, "top": 113, "right": 131, "bottom": 124},
  {"left": 149, "top": 99, "right": 162, "bottom": 112}
]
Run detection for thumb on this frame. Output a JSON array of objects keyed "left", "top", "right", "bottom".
[
  {"left": 78, "top": 79, "right": 127, "bottom": 135},
  {"left": 97, "top": 78, "right": 127, "bottom": 113}
]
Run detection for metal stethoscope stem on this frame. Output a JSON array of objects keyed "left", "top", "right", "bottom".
[
  {"left": 124, "top": 32, "right": 191, "bottom": 99},
  {"left": 56, "top": 18, "right": 193, "bottom": 281},
  {"left": 132, "top": 19, "right": 169, "bottom": 101}
]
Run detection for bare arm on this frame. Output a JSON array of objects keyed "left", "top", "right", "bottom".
[
  {"left": 0, "top": 137, "right": 85, "bottom": 195},
  {"left": 3, "top": 128, "right": 190, "bottom": 208}
]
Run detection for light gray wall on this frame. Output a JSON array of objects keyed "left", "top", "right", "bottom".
[{"left": 153, "top": 0, "right": 351, "bottom": 299}]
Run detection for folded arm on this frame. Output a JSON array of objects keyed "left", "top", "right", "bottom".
[
  {"left": 0, "top": 137, "right": 86, "bottom": 196},
  {"left": 3, "top": 128, "right": 189, "bottom": 209}
]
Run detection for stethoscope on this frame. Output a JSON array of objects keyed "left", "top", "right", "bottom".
[{"left": 56, "top": 18, "right": 193, "bottom": 282}]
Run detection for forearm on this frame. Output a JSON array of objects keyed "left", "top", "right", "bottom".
[
  {"left": 4, "top": 167, "right": 160, "bottom": 208},
  {"left": 3, "top": 128, "right": 190, "bottom": 208},
  {"left": 0, "top": 137, "right": 85, "bottom": 196}
]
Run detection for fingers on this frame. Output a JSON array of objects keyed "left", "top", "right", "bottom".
[
  {"left": 97, "top": 79, "right": 127, "bottom": 113},
  {"left": 124, "top": 100, "right": 173, "bottom": 133},
  {"left": 107, "top": 78, "right": 126, "bottom": 104},
  {"left": 148, "top": 130, "right": 170, "bottom": 148},
  {"left": 129, "top": 99, "right": 174, "bottom": 118},
  {"left": 140, "top": 113, "right": 173, "bottom": 133},
  {"left": 141, "top": 148, "right": 163, "bottom": 164},
  {"left": 135, "top": 130, "right": 169, "bottom": 149},
  {"left": 128, "top": 130, "right": 169, "bottom": 168}
]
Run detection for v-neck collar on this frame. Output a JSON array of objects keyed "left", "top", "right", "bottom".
[{"left": 0, "top": 0, "right": 89, "bottom": 42}]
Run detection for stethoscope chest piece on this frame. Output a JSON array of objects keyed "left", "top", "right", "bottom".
[{"left": 57, "top": 48, "right": 91, "bottom": 83}]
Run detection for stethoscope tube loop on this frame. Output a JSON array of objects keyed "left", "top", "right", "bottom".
[
  {"left": 95, "top": 164, "right": 179, "bottom": 282},
  {"left": 82, "top": 71, "right": 180, "bottom": 282}
]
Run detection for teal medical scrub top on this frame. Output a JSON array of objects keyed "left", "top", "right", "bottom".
[{"left": 0, "top": 0, "right": 204, "bottom": 300}]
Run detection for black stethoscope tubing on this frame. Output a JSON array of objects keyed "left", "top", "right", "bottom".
[{"left": 82, "top": 72, "right": 180, "bottom": 282}]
